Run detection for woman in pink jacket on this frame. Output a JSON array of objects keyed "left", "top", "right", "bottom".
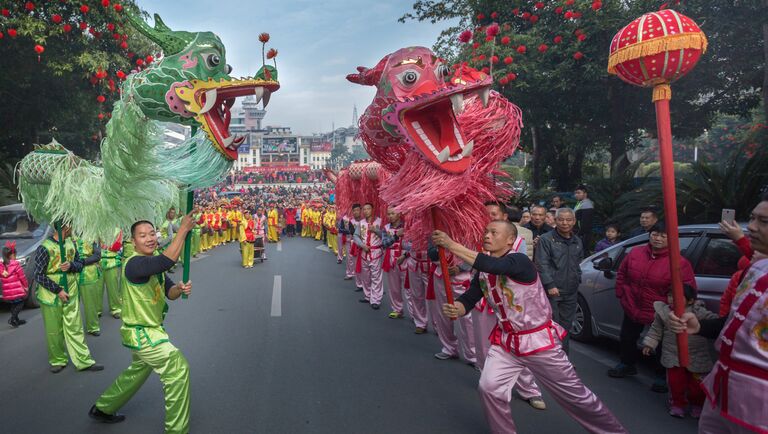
[{"left": 1, "top": 242, "right": 29, "bottom": 327}]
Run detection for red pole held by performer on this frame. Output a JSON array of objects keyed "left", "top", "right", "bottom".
[{"left": 431, "top": 207, "right": 455, "bottom": 308}]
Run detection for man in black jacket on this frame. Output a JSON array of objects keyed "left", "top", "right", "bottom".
[{"left": 534, "top": 208, "right": 583, "bottom": 353}]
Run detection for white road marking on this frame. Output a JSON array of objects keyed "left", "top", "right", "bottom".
[
  {"left": 271, "top": 275, "right": 282, "bottom": 317},
  {"left": 316, "top": 245, "right": 330, "bottom": 252},
  {"left": 277, "top": 241, "right": 282, "bottom": 251}
]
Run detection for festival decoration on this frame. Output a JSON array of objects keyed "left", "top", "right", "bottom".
[
  {"left": 348, "top": 46, "right": 522, "bottom": 306},
  {"left": 607, "top": 9, "right": 708, "bottom": 367}
]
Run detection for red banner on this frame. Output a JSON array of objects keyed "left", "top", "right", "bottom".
[{"left": 242, "top": 165, "right": 311, "bottom": 173}]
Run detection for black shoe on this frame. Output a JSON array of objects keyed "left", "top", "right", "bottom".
[
  {"left": 88, "top": 331, "right": 101, "bottom": 336},
  {"left": 355, "top": 287, "right": 363, "bottom": 292},
  {"left": 607, "top": 363, "right": 637, "bottom": 378},
  {"left": 9, "top": 319, "right": 19, "bottom": 328},
  {"left": 337, "top": 259, "right": 342, "bottom": 264},
  {"left": 50, "top": 365, "right": 66, "bottom": 373},
  {"left": 371, "top": 304, "right": 380, "bottom": 310},
  {"left": 651, "top": 377, "right": 669, "bottom": 393},
  {"left": 17, "top": 319, "right": 26, "bottom": 325},
  {"left": 89, "top": 405, "right": 126, "bottom": 424},
  {"left": 359, "top": 298, "right": 369, "bottom": 304},
  {"left": 82, "top": 364, "right": 104, "bottom": 372}
]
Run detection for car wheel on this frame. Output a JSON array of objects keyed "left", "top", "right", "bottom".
[{"left": 571, "top": 295, "right": 595, "bottom": 342}]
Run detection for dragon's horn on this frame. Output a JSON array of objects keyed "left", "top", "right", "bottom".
[
  {"left": 346, "top": 55, "right": 390, "bottom": 86},
  {"left": 125, "top": 11, "right": 193, "bottom": 55}
]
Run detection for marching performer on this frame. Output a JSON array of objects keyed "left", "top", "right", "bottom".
[
  {"left": 267, "top": 203, "right": 280, "bottom": 243},
  {"left": 343, "top": 204, "right": 364, "bottom": 291},
  {"left": 314, "top": 204, "right": 324, "bottom": 241},
  {"left": 354, "top": 203, "right": 384, "bottom": 309},
  {"left": 405, "top": 247, "right": 430, "bottom": 334},
  {"left": 255, "top": 207, "right": 268, "bottom": 261},
  {"left": 301, "top": 203, "right": 311, "bottom": 238},
  {"left": 34, "top": 224, "right": 103, "bottom": 373},
  {"left": 435, "top": 221, "right": 626, "bottom": 434},
  {"left": 427, "top": 248, "right": 476, "bottom": 365},
  {"left": 325, "top": 205, "right": 338, "bottom": 255},
  {"left": 101, "top": 229, "right": 123, "bottom": 319},
  {"left": 382, "top": 207, "right": 406, "bottom": 319},
  {"left": 89, "top": 215, "right": 194, "bottom": 433},
  {"left": 239, "top": 212, "right": 257, "bottom": 268},
  {"left": 229, "top": 204, "right": 242, "bottom": 243},
  {"left": 191, "top": 205, "right": 202, "bottom": 257},
  {"left": 77, "top": 238, "right": 104, "bottom": 336}
]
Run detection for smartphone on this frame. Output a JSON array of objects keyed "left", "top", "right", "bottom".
[{"left": 721, "top": 208, "right": 736, "bottom": 223}]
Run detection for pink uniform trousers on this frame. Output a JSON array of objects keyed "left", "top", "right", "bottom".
[
  {"left": 432, "top": 278, "right": 476, "bottom": 363},
  {"left": 345, "top": 239, "right": 356, "bottom": 279},
  {"left": 338, "top": 234, "right": 346, "bottom": 262},
  {"left": 361, "top": 253, "right": 384, "bottom": 305},
  {"left": 479, "top": 344, "right": 627, "bottom": 434},
  {"left": 472, "top": 309, "right": 543, "bottom": 399},
  {"left": 385, "top": 266, "right": 405, "bottom": 314},
  {"left": 405, "top": 268, "right": 428, "bottom": 329}
]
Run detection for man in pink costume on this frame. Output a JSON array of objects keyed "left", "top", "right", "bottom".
[
  {"left": 435, "top": 220, "right": 627, "bottom": 434},
  {"left": 382, "top": 206, "right": 407, "bottom": 319},
  {"left": 670, "top": 194, "right": 768, "bottom": 433},
  {"left": 354, "top": 203, "right": 384, "bottom": 308},
  {"left": 474, "top": 201, "right": 546, "bottom": 410},
  {"left": 404, "top": 247, "right": 430, "bottom": 333},
  {"left": 426, "top": 249, "right": 476, "bottom": 365},
  {"left": 343, "top": 204, "right": 364, "bottom": 291}
]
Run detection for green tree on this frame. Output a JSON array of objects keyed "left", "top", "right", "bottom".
[
  {"left": 0, "top": 1, "right": 155, "bottom": 160},
  {"left": 401, "top": 0, "right": 766, "bottom": 190}
]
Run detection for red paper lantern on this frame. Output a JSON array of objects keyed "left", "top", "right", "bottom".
[
  {"left": 472, "top": 42, "right": 480, "bottom": 49},
  {"left": 516, "top": 45, "right": 526, "bottom": 54},
  {"left": 98, "top": 113, "right": 105, "bottom": 120},
  {"left": 592, "top": 1, "right": 603, "bottom": 11},
  {"left": 1, "top": 9, "right": 9, "bottom": 17},
  {"left": 80, "top": 22, "right": 88, "bottom": 30},
  {"left": 477, "top": 13, "right": 485, "bottom": 20},
  {"left": 8, "top": 29, "right": 17, "bottom": 38},
  {"left": 535, "top": 2, "right": 545, "bottom": 9},
  {"left": 503, "top": 56, "right": 513, "bottom": 64},
  {"left": 481, "top": 66, "right": 490, "bottom": 74},
  {"left": 555, "top": 6, "right": 563, "bottom": 14},
  {"left": 501, "top": 36, "right": 510, "bottom": 45},
  {"left": 113, "top": 4, "right": 123, "bottom": 12},
  {"left": 145, "top": 55, "right": 154, "bottom": 63},
  {"left": 484, "top": 36, "right": 493, "bottom": 42},
  {"left": 112, "top": 33, "right": 121, "bottom": 39},
  {"left": 512, "top": 8, "right": 520, "bottom": 15},
  {"left": 25, "top": 2, "right": 35, "bottom": 12},
  {"left": 577, "top": 34, "right": 587, "bottom": 42},
  {"left": 499, "top": 77, "right": 509, "bottom": 85},
  {"left": 565, "top": 0, "right": 575, "bottom": 5},
  {"left": 522, "top": 12, "right": 531, "bottom": 20},
  {"left": 478, "top": 54, "right": 486, "bottom": 61},
  {"left": 116, "top": 70, "right": 126, "bottom": 79},
  {"left": 120, "top": 41, "right": 128, "bottom": 49},
  {"left": 107, "top": 23, "right": 115, "bottom": 32},
  {"left": 530, "top": 15, "right": 539, "bottom": 24},
  {"left": 573, "top": 51, "right": 584, "bottom": 60},
  {"left": 0, "top": 32, "right": 4, "bottom": 39},
  {"left": 136, "top": 58, "right": 144, "bottom": 66},
  {"left": 63, "top": 23, "right": 72, "bottom": 32},
  {"left": 486, "top": 23, "right": 500, "bottom": 37},
  {"left": 34, "top": 44, "right": 44, "bottom": 54},
  {"left": 564, "top": 11, "right": 574, "bottom": 19},
  {"left": 80, "top": 5, "right": 90, "bottom": 14},
  {"left": 553, "top": 35, "right": 563, "bottom": 44},
  {"left": 97, "top": 95, "right": 106, "bottom": 103},
  {"left": 538, "top": 44, "right": 549, "bottom": 53},
  {"left": 52, "top": 14, "right": 62, "bottom": 23},
  {"left": 506, "top": 72, "right": 517, "bottom": 81},
  {"left": 607, "top": 9, "right": 707, "bottom": 98},
  {"left": 101, "top": 0, "right": 110, "bottom": 6},
  {"left": 458, "top": 30, "right": 472, "bottom": 43},
  {"left": 491, "top": 12, "right": 498, "bottom": 19},
  {"left": 491, "top": 55, "right": 499, "bottom": 63}
]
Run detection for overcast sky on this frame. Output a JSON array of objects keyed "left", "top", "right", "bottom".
[{"left": 135, "top": 0, "right": 457, "bottom": 135}]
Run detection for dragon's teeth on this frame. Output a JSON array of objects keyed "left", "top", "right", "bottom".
[
  {"left": 262, "top": 90, "right": 271, "bottom": 109},
  {"left": 200, "top": 89, "right": 218, "bottom": 114},
  {"left": 254, "top": 87, "right": 264, "bottom": 104},
  {"left": 479, "top": 88, "right": 489, "bottom": 108},
  {"left": 462, "top": 140, "right": 474, "bottom": 157},
  {"left": 437, "top": 147, "right": 450, "bottom": 163},
  {"left": 450, "top": 93, "right": 464, "bottom": 115}
]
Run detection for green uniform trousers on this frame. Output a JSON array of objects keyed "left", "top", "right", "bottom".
[
  {"left": 103, "top": 267, "right": 122, "bottom": 316},
  {"left": 40, "top": 300, "right": 96, "bottom": 369},
  {"left": 79, "top": 278, "right": 104, "bottom": 333},
  {"left": 191, "top": 230, "right": 201, "bottom": 257},
  {"left": 95, "top": 338, "right": 191, "bottom": 434}
]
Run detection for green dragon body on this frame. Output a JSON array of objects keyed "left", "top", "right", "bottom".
[{"left": 18, "top": 13, "right": 279, "bottom": 241}]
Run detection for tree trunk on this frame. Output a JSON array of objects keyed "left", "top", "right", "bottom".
[
  {"left": 569, "top": 148, "right": 585, "bottom": 188},
  {"left": 608, "top": 83, "right": 630, "bottom": 176},
  {"left": 763, "top": 2, "right": 768, "bottom": 121},
  {"left": 531, "top": 126, "right": 541, "bottom": 189}
]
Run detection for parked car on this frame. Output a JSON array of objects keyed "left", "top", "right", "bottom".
[
  {"left": 571, "top": 224, "right": 744, "bottom": 342},
  {"left": 0, "top": 203, "right": 53, "bottom": 308}
]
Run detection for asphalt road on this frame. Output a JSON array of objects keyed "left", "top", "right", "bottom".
[{"left": 0, "top": 236, "right": 700, "bottom": 433}]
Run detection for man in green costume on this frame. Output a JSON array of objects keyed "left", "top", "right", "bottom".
[
  {"left": 191, "top": 204, "right": 203, "bottom": 258},
  {"left": 76, "top": 239, "right": 104, "bottom": 336},
  {"left": 33, "top": 224, "right": 104, "bottom": 373},
  {"left": 101, "top": 229, "right": 124, "bottom": 318},
  {"left": 89, "top": 214, "right": 194, "bottom": 433}
]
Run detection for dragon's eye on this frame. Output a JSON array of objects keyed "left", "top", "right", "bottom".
[
  {"left": 401, "top": 70, "right": 419, "bottom": 85},
  {"left": 437, "top": 64, "right": 450, "bottom": 80},
  {"left": 206, "top": 54, "right": 221, "bottom": 68},
  {"left": 226, "top": 64, "right": 233, "bottom": 74}
]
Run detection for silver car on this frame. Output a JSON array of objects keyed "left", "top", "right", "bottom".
[
  {"left": 0, "top": 203, "right": 53, "bottom": 308},
  {"left": 571, "top": 224, "right": 744, "bottom": 342}
]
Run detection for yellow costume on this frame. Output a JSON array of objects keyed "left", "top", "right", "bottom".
[
  {"left": 325, "top": 210, "right": 338, "bottom": 254},
  {"left": 229, "top": 209, "right": 242, "bottom": 244},
  {"left": 267, "top": 208, "right": 279, "bottom": 243},
  {"left": 313, "top": 209, "right": 323, "bottom": 240},
  {"left": 238, "top": 217, "right": 256, "bottom": 268}
]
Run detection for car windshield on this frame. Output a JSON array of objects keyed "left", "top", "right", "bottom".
[{"left": 0, "top": 209, "right": 48, "bottom": 255}]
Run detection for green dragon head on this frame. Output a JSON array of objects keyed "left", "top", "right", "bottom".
[{"left": 124, "top": 13, "right": 279, "bottom": 160}]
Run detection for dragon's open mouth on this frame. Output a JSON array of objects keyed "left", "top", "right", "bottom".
[
  {"left": 175, "top": 72, "right": 279, "bottom": 160},
  {"left": 385, "top": 75, "right": 492, "bottom": 173}
]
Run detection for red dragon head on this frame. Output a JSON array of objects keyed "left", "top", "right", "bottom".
[
  {"left": 348, "top": 47, "right": 523, "bottom": 250},
  {"left": 347, "top": 46, "right": 492, "bottom": 174}
]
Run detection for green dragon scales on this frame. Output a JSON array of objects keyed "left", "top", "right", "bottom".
[{"left": 17, "top": 13, "right": 279, "bottom": 241}]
